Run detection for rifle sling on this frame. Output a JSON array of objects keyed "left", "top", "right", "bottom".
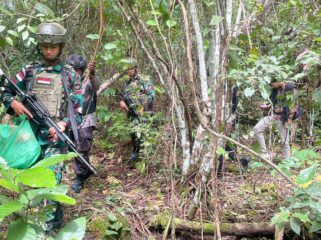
[{"left": 61, "top": 67, "right": 79, "bottom": 144}]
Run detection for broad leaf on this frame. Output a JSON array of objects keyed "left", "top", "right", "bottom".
[
  {"left": 104, "top": 43, "right": 117, "bottom": 50},
  {"left": 17, "top": 167, "right": 56, "bottom": 188},
  {"left": 34, "top": 3, "right": 55, "bottom": 17},
  {"left": 6, "top": 36, "right": 13, "bottom": 46},
  {"left": 244, "top": 87, "right": 255, "bottom": 97},
  {"left": 290, "top": 217, "right": 301, "bottom": 235},
  {"left": 86, "top": 34, "right": 99, "bottom": 40},
  {"left": 146, "top": 19, "right": 157, "bottom": 26},
  {"left": 296, "top": 165, "right": 317, "bottom": 185},
  {"left": 16, "top": 17, "right": 27, "bottom": 24},
  {"left": 210, "top": 15, "right": 224, "bottom": 26},
  {"left": 32, "top": 153, "right": 77, "bottom": 169},
  {"left": 55, "top": 217, "right": 86, "bottom": 240},
  {"left": 19, "top": 185, "right": 69, "bottom": 204},
  {"left": 0, "top": 25, "right": 5, "bottom": 33},
  {"left": 292, "top": 212, "right": 310, "bottom": 223},
  {"left": 166, "top": 20, "right": 177, "bottom": 28},
  {"left": 7, "top": 30, "right": 19, "bottom": 37},
  {"left": 36, "top": 193, "right": 76, "bottom": 205},
  {"left": 0, "top": 200, "right": 24, "bottom": 220},
  {"left": 17, "top": 24, "right": 26, "bottom": 32},
  {"left": 0, "top": 179, "right": 20, "bottom": 193},
  {"left": 7, "top": 218, "right": 37, "bottom": 240},
  {"left": 22, "top": 31, "right": 29, "bottom": 41}
]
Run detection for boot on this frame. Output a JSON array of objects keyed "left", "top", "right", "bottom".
[
  {"left": 71, "top": 176, "right": 84, "bottom": 193},
  {"left": 45, "top": 203, "right": 63, "bottom": 232},
  {"left": 129, "top": 152, "right": 139, "bottom": 162}
]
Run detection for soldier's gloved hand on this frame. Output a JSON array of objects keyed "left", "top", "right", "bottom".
[
  {"left": 10, "top": 100, "right": 33, "bottom": 118},
  {"left": 88, "top": 60, "right": 96, "bottom": 76}
]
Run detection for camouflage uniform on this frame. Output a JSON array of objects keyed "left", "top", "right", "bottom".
[
  {"left": 0, "top": 62, "right": 82, "bottom": 181},
  {"left": 123, "top": 75, "right": 155, "bottom": 161},
  {"left": 0, "top": 21, "right": 82, "bottom": 231}
]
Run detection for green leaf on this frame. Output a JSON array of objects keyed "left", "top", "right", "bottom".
[
  {"left": 32, "top": 153, "right": 77, "bottom": 169},
  {"left": 210, "top": 15, "right": 224, "bottom": 26},
  {"left": 0, "top": 200, "right": 24, "bottom": 220},
  {"left": 135, "top": 161, "right": 146, "bottom": 173},
  {"left": 146, "top": 19, "right": 158, "bottom": 26},
  {"left": 166, "top": 20, "right": 177, "bottom": 28},
  {"left": 19, "top": 185, "right": 69, "bottom": 204},
  {"left": 310, "top": 221, "right": 321, "bottom": 233},
  {"left": 5, "top": 36, "right": 13, "bottom": 46},
  {"left": 36, "top": 193, "right": 76, "bottom": 205},
  {"left": 108, "top": 213, "right": 117, "bottom": 222},
  {"left": 244, "top": 87, "right": 255, "bottom": 97},
  {"left": 104, "top": 43, "right": 117, "bottom": 50},
  {"left": 86, "top": 34, "right": 100, "bottom": 40},
  {"left": 34, "top": 3, "right": 55, "bottom": 17},
  {"left": 110, "top": 222, "right": 122, "bottom": 231},
  {"left": 55, "top": 217, "right": 86, "bottom": 240},
  {"left": 290, "top": 217, "right": 301, "bottom": 235},
  {"left": 16, "top": 17, "right": 27, "bottom": 24},
  {"left": 17, "top": 24, "right": 26, "bottom": 33},
  {"left": 27, "top": 26, "right": 36, "bottom": 33},
  {"left": 0, "top": 179, "right": 20, "bottom": 193},
  {"left": 22, "top": 31, "right": 29, "bottom": 41},
  {"left": 105, "top": 229, "right": 118, "bottom": 236},
  {"left": 295, "top": 165, "right": 317, "bottom": 185},
  {"left": 292, "top": 212, "right": 310, "bottom": 223},
  {"left": 0, "top": 25, "right": 5, "bottom": 33},
  {"left": 7, "top": 218, "right": 37, "bottom": 240},
  {"left": 17, "top": 167, "right": 56, "bottom": 188},
  {"left": 7, "top": 30, "right": 19, "bottom": 37}
]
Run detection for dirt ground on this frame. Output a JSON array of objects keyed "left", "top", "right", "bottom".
[{"left": 61, "top": 138, "right": 293, "bottom": 240}]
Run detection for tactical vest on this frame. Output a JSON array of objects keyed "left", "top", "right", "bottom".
[{"left": 32, "top": 70, "right": 63, "bottom": 118}]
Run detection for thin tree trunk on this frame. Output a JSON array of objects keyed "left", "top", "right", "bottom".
[{"left": 188, "top": 0, "right": 209, "bottom": 112}]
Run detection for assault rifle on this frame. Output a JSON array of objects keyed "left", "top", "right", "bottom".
[
  {"left": 119, "top": 92, "right": 140, "bottom": 119},
  {"left": 0, "top": 68, "right": 97, "bottom": 175}
]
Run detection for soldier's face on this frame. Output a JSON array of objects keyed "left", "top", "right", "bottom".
[
  {"left": 39, "top": 44, "right": 60, "bottom": 61},
  {"left": 127, "top": 68, "right": 137, "bottom": 78}
]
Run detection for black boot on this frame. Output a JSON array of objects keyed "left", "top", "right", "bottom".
[
  {"left": 71, "top": 176, "right": 85, "bottom": 193},
  {"left": 129, "top": 152, "right": 139, "bottom": 161},
  {"left": 45, "top": 203, "right": 63, "bottom": 232}
]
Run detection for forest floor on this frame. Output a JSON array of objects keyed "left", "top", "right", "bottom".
[{"left": 62, "top": 135, "right": 294, "bottom": 240}]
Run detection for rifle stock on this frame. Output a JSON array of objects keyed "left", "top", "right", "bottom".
[{"left": 0, "top": 69, "right": 97, "bottom": 175}]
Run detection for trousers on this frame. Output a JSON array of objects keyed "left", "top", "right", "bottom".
[{"left": 253, "top": 115, "right": 290, "bottom": 159}]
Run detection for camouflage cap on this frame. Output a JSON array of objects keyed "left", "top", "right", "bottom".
[{"left": 36, "top": 21, "right": 67, "bottom": 44}]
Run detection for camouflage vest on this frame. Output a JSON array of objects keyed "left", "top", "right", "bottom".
[{"left": 32, "top": 69, "right": 63, "bottom": 118}]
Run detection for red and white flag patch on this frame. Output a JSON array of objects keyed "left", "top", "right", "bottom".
[{"left": 37, "top": 77, "right": 52, "bottom": 85}]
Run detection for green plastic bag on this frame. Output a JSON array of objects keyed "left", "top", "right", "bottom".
[{"left": 0, "top": 115, "right": 41, "bottom": 169}]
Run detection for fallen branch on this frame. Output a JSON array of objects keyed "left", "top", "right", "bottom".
[
  {"left": 97, "top": 72, "right": 124, "bottom": 95},
  {"left": 151, "top": 213, "right": 275, "bottom": 236}
]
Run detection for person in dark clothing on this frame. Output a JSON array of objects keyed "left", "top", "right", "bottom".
[{"left": 65, "top": 54, "right": 100, "bottom": 193}]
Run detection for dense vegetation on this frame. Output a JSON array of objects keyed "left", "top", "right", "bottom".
[{"left": 0, "top": 0, "right": 321, "bottom": 239}]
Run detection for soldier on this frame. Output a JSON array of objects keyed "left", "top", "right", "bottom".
[
  {"left": 0, "top": 21, "right": 82, "bottom": 230},
  {"left": 65, "top": 54, "right": 100, "bottom": 193},
  {"left": 253, "top": 81, "right": 300, "bottom": 161},
  {"left": 119, "top": 58, "right": 155, "bottom": 162}
]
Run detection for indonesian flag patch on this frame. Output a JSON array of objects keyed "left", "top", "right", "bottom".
[{"left": 37, "top": 77, "right": 52, "bottom": 85}]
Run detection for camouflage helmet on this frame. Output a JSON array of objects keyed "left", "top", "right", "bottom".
[
  {"left": 119, "top": 58, "right": 138, "bottom": 71},
  {"left": 35, "top": 21, "right": 67, "bottom": 44},
  {"left": 66, "top": 54, "right": 87, "bottom": 69}
]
